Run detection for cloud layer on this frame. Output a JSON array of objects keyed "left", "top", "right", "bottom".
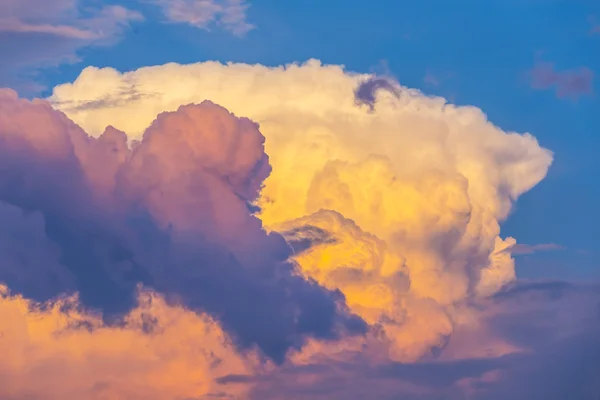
[
  {"left": 0, "top": 60, "right": 597, "bottom": 398},
  {"left": 0, "top": 0, "right": 142, "bottom": 90}
]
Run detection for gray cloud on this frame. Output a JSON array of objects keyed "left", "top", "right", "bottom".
[{"left": 353, "top": 75, "right": 401, "bottom": 111}]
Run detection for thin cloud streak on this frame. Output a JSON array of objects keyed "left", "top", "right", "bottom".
[{"left": 149, "top": 0, "right": 254, "bottom": 36}]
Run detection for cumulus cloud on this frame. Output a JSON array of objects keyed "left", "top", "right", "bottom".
[
  {"left": 2, "top": 59, "right": 597, "bottom": 398},
  {"left": 47, "top": 59, "right": 554, "bottom": 362},
  {"left": 0, "top": 0, "right": 142, "bottom": 90},
  {"left": 150, "top": 0, "right": 254, "bottom": 36},
  {"left": 0, "top": 88, "right": 364, "bottom": 364},
  {"left": 529, "top": 62, "right": 594, "bottom": 99}
]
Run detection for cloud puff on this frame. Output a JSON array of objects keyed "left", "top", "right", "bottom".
[
  {"left": 353, "top": 75, "right": 401, "bottom": 111},
  {"left": 0, "top": 0, "right": 142, "bottom": 90},
  {"left": 0, "top": 88, "right": 364, "bottom": 364},
  {"left": 529, "top": 62, "right": 594, "bottom": 99},
  {"left": 150, "top": 0, "right": 253, "bottom": 36},
  {"left": 48, "top": 59, "right": 553, "bottom": 364}
]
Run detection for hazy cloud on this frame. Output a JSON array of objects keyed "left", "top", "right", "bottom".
[
  {"left": 529, "top": 62, "right": 594, "bottom": 99},
  {"left": 150, "top": 0, "right": 253, "bottom": 36},
  {"left": 508, "top": 243, "right": 565, "bottom": 255}
]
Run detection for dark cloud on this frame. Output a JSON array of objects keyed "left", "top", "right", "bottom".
[
  {"left": 0, "top": 90, "right": 365, "bottom": 363},
  {"left": 353, "top": 75, "right": 401, "bottom": 111}
]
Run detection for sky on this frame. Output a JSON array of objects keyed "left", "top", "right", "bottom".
[{"left": 0, "top": 0, "right": 599, "bottom": 399}]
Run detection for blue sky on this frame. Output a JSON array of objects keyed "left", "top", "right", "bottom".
[{"left": 3, "top": 0, "right": 599, "bottom": 280}]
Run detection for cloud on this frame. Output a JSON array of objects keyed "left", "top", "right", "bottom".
[
  {"left": 529, "top": 62, "right": 594, "bottom": 99},
  {"left": 0, "top": 88, "right": 364, "bottom": 364},
  {"left": 0, "top": 284, "right": 257, "bottom": 399},
  {"left": 3, "top": 59, "right": 595, "bottom": 398},
  {"left": 47, "top": 59, "right": 553, "bottom": 364},
  {"left": 224, "top": 281, "right": 600, "bottom": 400},
  {"left": 353, "top": 75, "right": 401, "bottom": 111},
  {"left": 0, "top": 0, "right": 142, "bottom": 90},
  {"left": 1, "top": 280, "right": 597, "bottom": 399},
  {"left": 150, "top": 0, "right": 254, "bottom": 36},
  {"left": 423, "top": 71, "right": 440, "bottom": 87},
  {"left": 508, "top": 242, "right": 565, "bottom": 255}
]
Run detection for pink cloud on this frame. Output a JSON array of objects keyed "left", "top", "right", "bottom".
[
  {"left": 0, "top": 89, "right": 364, "bottom": 363},
  {"left": 529, "top": 62, "right": 594, "bottom": 99},
  {"left": 0, "top": 1, "right": 142, "bottom": 90},
  {"left": 150, "top": 0, "right": 253, "bottom": 36}
]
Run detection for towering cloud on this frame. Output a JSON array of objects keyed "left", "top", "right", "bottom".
[
  {"left": 1, "top": 60, "right": 595, "bottom": 398},
  {"left": 49, "top": 59, "right": 553, "bottom": 362}
]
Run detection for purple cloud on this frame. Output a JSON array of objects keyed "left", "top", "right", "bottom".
[
  {"left": 354, "top": 75, "right": 401, "bottom": 111},
  {"left": 0, "top": 89, "right": 365, "bottom": 363},
  {"left": 0, "top": 0, "right": 142, "bottom": 91},
  {"left": 529, "top": 62, "right": 594, "bottom": 99}
]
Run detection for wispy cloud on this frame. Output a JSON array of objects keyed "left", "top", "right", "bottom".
[
  {"left": 150, "top": 0, "right": 253, "bottom": 36},
  {"left": 508, "top": 243, "right": 565, "bottom": 256},
  {"left": 423, "top": 71, "right": 440, "bottom": 87},
  {"left": 0, "top": 1, "right": 142, "bottom": 41},
  {"left": 529, "top": 62, "right": 594, "bottom": 100},
  {"left": 0, "top": 0, "right": 142, "bottom": 91}
]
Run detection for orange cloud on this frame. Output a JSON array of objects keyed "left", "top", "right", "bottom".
[{"left": 0, "top": 285, "right": 256, "bottom": 399}]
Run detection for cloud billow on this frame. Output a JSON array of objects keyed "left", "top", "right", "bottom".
[{"left": 0, "top": 89, "right": 364, "bottom": 363}]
